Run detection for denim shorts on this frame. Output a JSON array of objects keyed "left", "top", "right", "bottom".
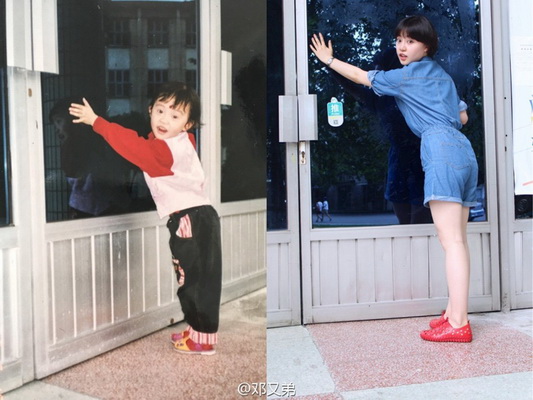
[{"left": 420, "top": 126, "right": 478, "bottom": 208}]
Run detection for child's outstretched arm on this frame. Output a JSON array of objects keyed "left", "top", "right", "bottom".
[
  {"left": 310, "top": 33, "right": 371, "bottom": 87},
  {"left": 69, "top": 98, "right": 98, "bottom": 126}
]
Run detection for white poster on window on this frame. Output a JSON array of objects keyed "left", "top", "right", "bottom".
[{"left": 509, "top": 2, "right": 533, "bottom": 195}]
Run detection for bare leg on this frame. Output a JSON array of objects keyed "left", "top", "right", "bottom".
[{"left": 429, "top": 200, "right": 470, "bottom": 328}]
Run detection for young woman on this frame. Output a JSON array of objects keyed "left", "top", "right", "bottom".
[{"left": 310, "top": 15, "right": 478, "bottom": 342}]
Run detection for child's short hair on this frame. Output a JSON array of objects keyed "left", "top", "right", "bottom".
[
  {"left": 150, "top": 82, "right": 201, "bottom": 129},
  {"left": 395, "top": 15, "right": 438, "bottom": 58}
]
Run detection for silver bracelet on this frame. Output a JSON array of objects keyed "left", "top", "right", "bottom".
[{"left": 326, "top": 57, "right": 335, "bottom": 66}]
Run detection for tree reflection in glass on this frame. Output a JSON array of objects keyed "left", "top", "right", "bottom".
[{"left": 308, "top": 0, "right": 485, "bottom": 227}]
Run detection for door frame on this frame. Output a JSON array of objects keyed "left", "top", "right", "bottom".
[
  {"left": 266, "top": 0, "right": 302, "bottom": 327},
  {"left": 267, "top": 0, "right": 503, "bottom": 327}
]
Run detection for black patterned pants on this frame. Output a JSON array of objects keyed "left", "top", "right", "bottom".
[{"left": 167, "top": 205, "right": 222, "bottom": 334}]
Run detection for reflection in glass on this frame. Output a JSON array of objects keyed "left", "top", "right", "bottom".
[
  {"left": 308, "top": 0, "right": 486, "bottom": 227},
  {"left": 515, "top": 195, "right": 532, "bottom": 219},
  {"left": 329, "top": 49, "right": 432, "bottom": 225},
  {"left": 220, "top": 0, "right": 266, "bottom": 203},
  {"left": 266, "top": 0, "right": 287, "bottom": 230},
  {"left": 42, "top": 0, "right": 198, "bottom": 221}
]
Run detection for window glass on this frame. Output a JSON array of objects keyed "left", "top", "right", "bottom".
[
  {"left": 220, "top": 0, "right": 266, "bottom": 202},
  {"left": 308, "top": 0, "right": 486, "bottom": 226},
  {"left": 0, "top": 0, "right": 11, "bottom": 226},
  {"left": 266, "top": 0, "right": 287, "bottom": 230},
  {"left": 41, "top": 0, "right": 198, "bottom": 221}
]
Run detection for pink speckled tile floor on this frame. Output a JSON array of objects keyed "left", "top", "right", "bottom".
[
  {"left": 306, "top": 316, "right": 533, "bottom": 393},
  {"left": 43, "top": 290, "right": 266, "bottom": 400}
]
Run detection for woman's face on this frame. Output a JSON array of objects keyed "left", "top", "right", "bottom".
[{"left": 395, "top": 34, "right": 428, "bottom": 65}]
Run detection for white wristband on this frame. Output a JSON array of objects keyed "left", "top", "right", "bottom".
[{"left": 326, "top": 57, "right": 335, "bottom": 66}]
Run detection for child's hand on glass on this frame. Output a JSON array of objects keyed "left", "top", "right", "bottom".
[
  {"left": 310, "top": 33, "right": 334, "bottom": 65},
  {"left": 69, "top": 98, "right": 98, "bottom": 126}
]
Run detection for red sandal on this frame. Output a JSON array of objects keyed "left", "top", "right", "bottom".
[
  {"left": 420, "top": 320, "right": 473, "bottom": 342},
  {"left": 429, "top": 311, "right": 447, "bottom": 329},
  {"left": 170, "top": 330, "right": 189, "bottom": 344},
  {"left": 174, "top": 338, "right": 216, "bottom": 355}
]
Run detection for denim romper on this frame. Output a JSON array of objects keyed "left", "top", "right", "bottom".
[{"left": 368, "top": 57, "right": 478, "bottom": 208}]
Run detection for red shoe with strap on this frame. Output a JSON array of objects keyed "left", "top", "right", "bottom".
[
  {"left": 174, "top": 338, "right": 216, "bottom": 355},
  {"left": 429, "top": 311, "right": 447, "bottom": 329},
  {"left": 170, "top": 330, "right": 189, "bottom": 344},
  {"left": 420, "top": 320, "right": 473, "bottom": 342}
]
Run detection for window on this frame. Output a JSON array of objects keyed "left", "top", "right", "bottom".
[
  {"left": 147, "top": 69, "right": 168, "bottom": 99},
  {"left": 108, "top": 70, "right": 131, "bottom": 98},
  {"left": 220, "top": 0, "right": 266, "bottom": 202},
  {"left": 306, "top": 0, "right": 486, "bottom": 226},
  {"left": 148, "top": 19, "right": 169, "bottom": 48},
  {"left": 185, "top": 16, "right": 196, "bottom": 47},
  {"left": 266, "top": 0, "right": 287, "bottom": 230},
  {"left": 41, "top": 0, "right": 199, "bottom": 222},
  {"left": 106, "top": 19, "right": 131, "bottom": 47}
]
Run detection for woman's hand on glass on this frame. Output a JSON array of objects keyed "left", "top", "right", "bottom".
[{"left": 310, "top": 33, "right": 334, "bottom": 65}]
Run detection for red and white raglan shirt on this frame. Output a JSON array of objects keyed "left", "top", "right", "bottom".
[{"left": 93, "top": 117, "right": 211, "bottom": 218}]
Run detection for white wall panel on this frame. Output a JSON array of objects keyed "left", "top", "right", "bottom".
[
  {"left": 143, "top": 227, "right": 159, "bottom": 311},
  {"left": 1, "top": 248, "right": 18, "bottom": 363},
  {"left": 374, "top": 238, "right": 393, "bottom": 302},
  {"left": 392, "top": 237, "right": 412, "bottom": 301},
  {"left": 338, "top": 240, "right": 357, "bottom": 304},
  {"left": 318, "top": 240, "right": 338, "bottom": 306},
  {"left": 411, "top": 237, "right": 429, "bottom": 300},
  {"left": 482, "top": 233, "right": 492, "bottom": 296},
  {"left": 513, "top": 229, "right": 533, "bottom": 308},
  {"left": 301, "top": 231, "right": 496, "bottom": 323},
  {"left": 34, "top": 209, "right": 265, "bottom": 377},
  {"left": 277, "top": 243, "right": 291, "bottom": 310},
  {"left": 356, "top": 239, "right": 375, "bottom": 303},
  {"left": 266, "top": 243, "right": 280, "bottom": 311},
  {"left": 128, "top": 229, "right": 144, "bottom": 317},
  {"left": 428, "top": 235, "right": 447, "bottom": 298},
  {"left": 94, "top": 234, "right": 112, "bottom": 328},
  {"left": 469, "top": 233, "right": 484, "bottom": 296}
]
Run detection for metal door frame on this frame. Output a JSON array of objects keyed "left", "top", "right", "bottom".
[
  {"left": 295, "top": 0, "right": 500, "bottom": 324},
  {"left": 266, "top": 0, "right": 302, "bottom": 327}
]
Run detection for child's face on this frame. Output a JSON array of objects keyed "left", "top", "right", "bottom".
[
  {"left": 395, "top": 34, "right": 428, "bottom": 65},
  {"left": 149, "top": 98, "right": 193, "bottom": 140}
]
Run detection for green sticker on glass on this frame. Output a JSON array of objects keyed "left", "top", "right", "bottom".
[{"left": 327, "top": 97, "right": 343, "bottom": 127}]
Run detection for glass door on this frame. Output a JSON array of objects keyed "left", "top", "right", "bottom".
[{"left": 297, "top": 0, "right": 500, "bottom": 324}]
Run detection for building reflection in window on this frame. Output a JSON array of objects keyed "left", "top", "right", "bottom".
[{"left": 41, "top": 0, "right": 198, "bottom": 222}]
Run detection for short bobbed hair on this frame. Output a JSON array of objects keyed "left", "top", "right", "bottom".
[
  {"left": 149, "top": 81, "right": 201, "bottom": 130},
  {"left": 394, "top": 15, "right": 438, "bottom": 58}
]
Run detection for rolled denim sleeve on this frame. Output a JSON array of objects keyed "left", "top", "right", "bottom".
[
  {"left": 458, "top": 100, "right": 468, "bottom": 112},
  {"left": 368, "top": 69, "right": 403, "bottom": 97}
]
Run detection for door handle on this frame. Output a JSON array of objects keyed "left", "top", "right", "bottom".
[{"left": 299, "top": 141, "right": 307, "bottom": 164}]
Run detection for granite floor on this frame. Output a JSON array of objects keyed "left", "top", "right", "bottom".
[
  {"left": 4, "top": 302, "right": 532, "bottom": 399},
  {"left": 5, "top": 288, "right": 267, "bottom": 400},
  {"left": 267, "top": 309, "right": 533, "bottom": 399}
]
